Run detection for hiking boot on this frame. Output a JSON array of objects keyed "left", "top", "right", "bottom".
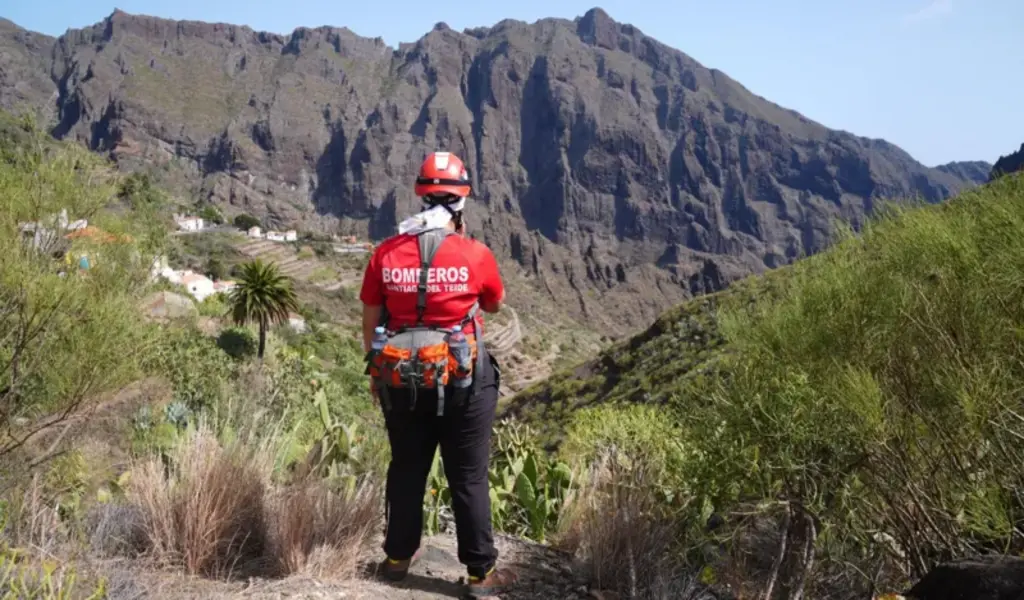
[
  {"left": 377, "top": 549, "right": 421, "bottom": 581},
  {"left": 466, "top": 566, "right": 518, "bottom": 597}
]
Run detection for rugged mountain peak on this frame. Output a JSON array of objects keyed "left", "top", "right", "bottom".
[
  {"left": 576, "top": 7, "right": 619, "bottom": 50},
  {"left": 0, "top": 9, "right": 993, "bottom": 335}
]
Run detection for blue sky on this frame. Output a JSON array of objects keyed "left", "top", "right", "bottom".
[{"left": 4, "top": 0, "right": 1022, "bottom": 166}]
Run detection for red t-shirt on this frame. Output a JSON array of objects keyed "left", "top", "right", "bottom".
[{"left": 359, "top": 232, "right": 504, "bottom": 337}]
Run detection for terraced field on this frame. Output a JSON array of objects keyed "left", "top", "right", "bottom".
[
  {"left": 483, "top": 307, "right": 554, "bottom": 396},
  {"left": 235, "top": 238, "right": 342, "bottom": 290}
]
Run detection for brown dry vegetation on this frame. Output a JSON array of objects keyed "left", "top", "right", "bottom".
[{"left": 126, "top": 425, "right": 380, "bottom": 579}]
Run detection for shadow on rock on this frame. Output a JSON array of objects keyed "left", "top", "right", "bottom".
[
  {"left": 361, "top": 559, "right": 467, "bottom": 599},
  {"left": 904, "top": 555, "right": 1024, "bottom": 600},
  {"left": 385, "top": 572, "right": 467, "bottom": 598}
]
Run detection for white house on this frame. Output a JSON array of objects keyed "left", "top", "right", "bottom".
[
  {"left": 284, "top": 230, "right": 298, "bottom": 242},
  {"left": 18, "top": 209, "right": 88, "bottom": 252},
  {"left": 176, "top": 216, "right": 204, "bottom": 231},
  {"left": 288, "top": 312, "right": 308, "bottom": 333},
  {"left": 180, "top": 271, "right": 216, "bottom": 302},
  {"left": 266, "top": 231, "right": 286, "bottom": 242},
  {"left": 150, "top": 255, "right": 170, "bottom": 282},
  {"left": 213, "top": 280, "right": 237, "bottom": 295}
]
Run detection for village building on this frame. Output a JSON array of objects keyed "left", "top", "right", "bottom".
[
  {"left": 213, "top": 280, "right": 237, "bottom": 294},
  {"left": 265, "top": 229, "right": 298, "bottom": 242},
  {"left": 175, "top": 215, "right": 204, "bottom": 231},
  {"left": 288, "top": 312, "right": 308, "bottom": 333},
  {"left": 180, "top": 272, "right": 216, "bottom": 302}
]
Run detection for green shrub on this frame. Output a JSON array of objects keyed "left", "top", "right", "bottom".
[
  {"left": 679, "top": 174, "right": 1024, "bottom": 587},
  {"left": 198, "top": 204, "right": 224, "bottom": 225},
  {"left": 216, "top": 326, "right": 257, "bottom": 361},
  {"left": 197, "top": 292, "right": 229, "bottom": 318},
  {"left": 233, "top": 214, "right": 261, "bottom": 230},
  {"left": 146, "top": 327, "right": 234, "bottom": 411},
  {"left": 0, "top": 113, "right": 158, "bottom": 460},
  {"left": 561, "top": 404, "right": 690, "bottom": 490}
]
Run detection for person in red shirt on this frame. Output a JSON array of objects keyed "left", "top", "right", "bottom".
[{"left": 359, "top": 151, "right": 518, "bottom": 597}]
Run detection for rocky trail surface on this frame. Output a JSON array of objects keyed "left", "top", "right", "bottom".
[{"left": 103, "top": 533, "right": 593, "bottom": 599}]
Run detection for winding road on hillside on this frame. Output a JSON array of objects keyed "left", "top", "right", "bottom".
[{"left": 482, "top": 306, "right": 554, "bottom": 396}]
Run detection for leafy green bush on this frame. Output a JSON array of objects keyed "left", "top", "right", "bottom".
[
  {"left": 198, "top": 204, "right": 224, "bottom": 225},
  {"left": 204, "top": 257, "right": 226, "bottom": 280},
  {"left": 146, "top": 327, "right": 234, "bottom": 412},
  {"left": 233, "top": 214, "right": 261, "bottom": 230},
  {"left": 561, "top": 404, "right": 690, "bottom": 487},
  {"left": 197, "top": 292, "right": 229, "bottom": 318},
  {"left": 0, "top": 547, "right": 106, "bottom": 600},
  {"left": 216, "top": 326, "right": 257, "bottom": 361},
  {"left": 0, "top": 113, "right": 159, "bottom": 461}
]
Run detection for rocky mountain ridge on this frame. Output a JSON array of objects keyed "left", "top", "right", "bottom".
[
  {"left": 990, "top": 143, "right": 1024, "bottom": 180},
  {"left": 0, "top": 8, "right": 992, "bottom": 335}
]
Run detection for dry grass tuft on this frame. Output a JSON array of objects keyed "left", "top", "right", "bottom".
[
  {"left": 127, "top": 426, "right": 267, "bottom": 577},
  {"left": 2, "top": 473, "right": 66, "bottom": 557},
  {"left": 121, "top": 423, "right": 382, "bottom": 582},
  {"left": 263, "top": 478, "right": 380, "bottom": 579},
  {"left": 555, "top": 449, "right": 689, "bottom": 599}
]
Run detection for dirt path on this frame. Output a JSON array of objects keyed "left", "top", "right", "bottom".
[{"left": 106, "top": 533, "right": 587, "bottom": 599}]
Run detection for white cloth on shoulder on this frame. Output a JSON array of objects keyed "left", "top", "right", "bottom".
[{"left": 397, "top": 197, "right": 467, "bottom": 235}]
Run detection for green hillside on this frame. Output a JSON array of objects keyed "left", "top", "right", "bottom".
[
  {"left": 504, "top": 170, "right": 1024, "bottom": 596},
  {"left": 4, "top": 100, "right": 1024, "bottom": 599}
]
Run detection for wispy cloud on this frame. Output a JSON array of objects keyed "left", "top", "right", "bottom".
[{"left": 902, "top": 0, "right": 953, "bottom": 23}]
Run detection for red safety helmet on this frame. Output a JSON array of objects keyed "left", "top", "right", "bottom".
[{"left": 415, "top": 151, "right": 472, "bottom": 202}]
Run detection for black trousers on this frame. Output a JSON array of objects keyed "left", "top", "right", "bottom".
[{"left": 379, "top": 353, "right": 501, "bottom": 578}]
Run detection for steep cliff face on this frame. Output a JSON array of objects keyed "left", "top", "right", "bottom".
[
  {"left": 0, "top": 8, "right": 989, "bottom": 334},
  {"left": 991, "top": 144, "right": 1024, "bottom": 180},
  {"left": 0, "top": 18, "right": 56, "bottom": 112}
]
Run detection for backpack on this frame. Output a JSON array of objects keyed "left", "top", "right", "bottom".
[{"left": 366, "top": 228, "right": 487, "bottom": 416}]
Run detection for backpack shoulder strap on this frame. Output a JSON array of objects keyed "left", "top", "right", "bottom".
[{"left": 415, "top": 229, "right": 452, "bottom": 326}]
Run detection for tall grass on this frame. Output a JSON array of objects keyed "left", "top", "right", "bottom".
[
  {"left": 555, "top": 447, "right": 693, "bottom": 599},
  {"left": 126, "top": 421, "right": 380, "bottom": 579}
]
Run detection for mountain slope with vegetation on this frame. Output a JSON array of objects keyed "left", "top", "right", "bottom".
[
  {"left": 1, "top": 101, "right": 1019, "bottom": 600},
  {"left": 0, "top": 113, "right": 726, "bottom": 600},
  {"left": 504, "top": 171, "right": 1024, "bottom": 597},
  {"left": 0, "top": 8, "right": 992, "bottom": 340}
]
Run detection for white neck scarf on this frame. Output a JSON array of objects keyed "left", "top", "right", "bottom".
[{"left": 397, "top": 197, "right": 467, "bottom": 235}]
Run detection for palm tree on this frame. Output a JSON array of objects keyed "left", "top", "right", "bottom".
[{"left": 227, "top": 259, "right": 299, "bottom": 359}]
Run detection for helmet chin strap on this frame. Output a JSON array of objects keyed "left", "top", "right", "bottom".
[
  {"left": 423, "top": 194, "right": 465, "bottom": 221},
  {"left": 432, "top": 203, "right": 463, "bottom": 231}
]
